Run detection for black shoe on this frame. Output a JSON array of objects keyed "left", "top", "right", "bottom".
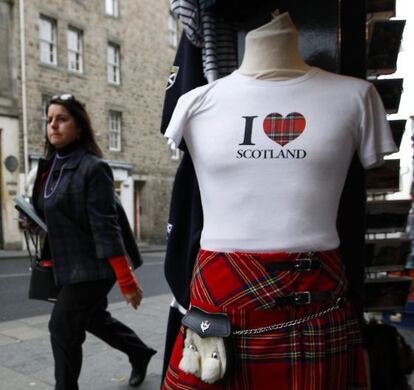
[{"left": 129, "top": 348, "right": 157, "bottom": 387}]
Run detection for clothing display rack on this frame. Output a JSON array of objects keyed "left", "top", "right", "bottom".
[{"left": 364, "top": 3, "right": 410, "bottom": 314}]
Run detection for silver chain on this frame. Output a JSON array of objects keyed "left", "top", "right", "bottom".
[{"left": 233, "top": 299, "right": 343, "bottom": 336}]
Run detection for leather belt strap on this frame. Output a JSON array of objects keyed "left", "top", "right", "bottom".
[
  {"left": 274, "top": 291, "right": 335, "bottom": 306},
  {"left": 264, "top": 257, "right": 321, "bottom": 273}
]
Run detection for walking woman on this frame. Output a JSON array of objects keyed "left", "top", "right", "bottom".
[{"left": 31, "top": 94, "right": 156, "bottom": 389}]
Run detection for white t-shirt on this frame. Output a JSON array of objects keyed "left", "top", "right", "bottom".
[{"left": 165, "top": 67, "right": 397, "bottom": 253}]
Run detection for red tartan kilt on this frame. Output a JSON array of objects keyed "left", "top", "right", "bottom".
[{"left": 163, "top": 249, "right": 367, "bottom": 390}]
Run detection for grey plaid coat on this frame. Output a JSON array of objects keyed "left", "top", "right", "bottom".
[{"left": 33, "top": 147, "right": 142, "bottom": 286}]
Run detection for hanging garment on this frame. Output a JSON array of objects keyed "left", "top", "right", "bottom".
[
  {"left": 163, "top": 249, "right": 368, "bottom": 390},
  {"left": 160, "top": 32, "right": 206, "bottom": 379},
  {"left": 161, "top": 33, "right": 207, "bottom": 136},
  {"left": 160, "top": 32, "right": 205, "bottom": 308},
  {"left": 170, "top": 0, "right": 238, "bottom": 82}
]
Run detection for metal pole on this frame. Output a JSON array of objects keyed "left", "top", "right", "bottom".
[{"left": 19, "top": 0, "right": 29, "bottom": 187}]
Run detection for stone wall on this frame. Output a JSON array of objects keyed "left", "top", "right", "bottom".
[{"left": 8, "top": 0, "right": 180, "bottom": 245}]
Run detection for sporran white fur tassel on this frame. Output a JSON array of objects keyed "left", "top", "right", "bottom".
[{"left": 179, "top": 328, "right": 227, "bottom": 383}]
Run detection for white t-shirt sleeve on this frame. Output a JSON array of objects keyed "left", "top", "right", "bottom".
[
  {"left": 357, "top": 84, "right": 398, "bottom": 169},
  {"left": 164, "top": 91, "right": 197, "bottom": 146}
]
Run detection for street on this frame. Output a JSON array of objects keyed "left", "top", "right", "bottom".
[
  {"left": 0, "top": 251, "right": 170, "bottom": 322},
  {"left": 2, "top": 251, "right": 414, "bottom": 388}
]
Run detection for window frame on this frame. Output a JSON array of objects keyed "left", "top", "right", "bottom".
[
  {"left": 108, "top": 110, "right": 122, "bottom": 152},
  {"left": 105, "top": 0, "right": 119, "bottom": 17},
  {"left": 171, "top": 147, "right": 181, "bottom": 161},
  {"left": 39, "top": 16, "right": 57, "bottom": 65},
  {"left": 107, "top": 42, "right": 121, "bottom": 85},
  {"left": 41, "top": 94, "right": 52, "bottom": 133},
  {"left": 168, "top": 12, "right": 178, "bottom": 48},
  {"left": 67, "top": 26, "right": 83, "bottom": 73}
]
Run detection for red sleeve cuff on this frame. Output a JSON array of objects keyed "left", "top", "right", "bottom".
[{"left": 108, "top": 255, "right": 138, "bottom": 295}]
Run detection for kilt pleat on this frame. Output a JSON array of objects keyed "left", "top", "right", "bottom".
[{"left": 163, "top": 249, "right": 367, "bottom": 390}]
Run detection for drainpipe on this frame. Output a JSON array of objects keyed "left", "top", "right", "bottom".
[{"left": 19, "top": 0, "right": 29, "bottom": 190}]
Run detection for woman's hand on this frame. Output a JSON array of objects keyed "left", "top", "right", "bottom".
[
  {"left": 18, "top": 213, "right": 41, "bottom": 234},
  {"left": 123, "top": 283, "right": 143, "bottom": 310},
  {"left": 108, "top": 255, "right": 143, "bottom": 310}
]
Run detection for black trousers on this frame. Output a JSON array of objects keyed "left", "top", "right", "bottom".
[{"left": 48, "top": 278, "right": 152, "bottom": 390}]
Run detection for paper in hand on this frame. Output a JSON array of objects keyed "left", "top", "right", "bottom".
[{"left": 14, "top": 195, "right": 48, "bottom": 233}]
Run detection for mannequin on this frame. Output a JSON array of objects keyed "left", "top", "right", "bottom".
[
  {"left": 162, "top": 11, "right": 396, "bottom": 390},
  {"left": 167, "top": 11, "right": 309, "bottom": 151},
  {"left": 238, "top": 10, "right": 311, "bottom": 80}
]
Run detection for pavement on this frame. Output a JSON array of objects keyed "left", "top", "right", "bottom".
[
  {"left": 2, "top": 247, "right": 414, "bottom": 389},
  {"left": 0, "top": 293, "right": 172, "bottom": 390},
  {"left": 5, "top": 295, "right": 414, "bottom": 390},
  {"left": 0, "top": 245, "right": 170, "bottom": 390}
]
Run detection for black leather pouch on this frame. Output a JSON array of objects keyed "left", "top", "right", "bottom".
[{"left": 181, "top": 306, "right": 234, "bottom": 383}]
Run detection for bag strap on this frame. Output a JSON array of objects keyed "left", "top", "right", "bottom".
[{"left": 23, "top": 229, "right": 42, "bottom": 266}]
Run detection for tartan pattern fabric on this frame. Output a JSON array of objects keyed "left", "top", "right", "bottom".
[
  {"left": 263, "top": 112, "right": 306, "bottom": 146},
  {"left": 163, "top": 249, "right": 367, "bottom": 390}
]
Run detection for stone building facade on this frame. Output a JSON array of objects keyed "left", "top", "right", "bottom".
[{"left": 0, "top": 0, "right": 180, "bottom": 248}]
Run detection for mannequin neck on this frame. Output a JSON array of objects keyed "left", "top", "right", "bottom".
[{"left": 238, "top": 12, "right": 311, "bottom": 80}]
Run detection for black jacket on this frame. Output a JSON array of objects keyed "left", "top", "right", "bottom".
[{"left": 33, "top": 147, "right": 142, "bottom": 286}]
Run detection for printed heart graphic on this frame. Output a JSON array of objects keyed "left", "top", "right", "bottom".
[{"left": 263, "top": 112, "right": 306, "bottom": 146}]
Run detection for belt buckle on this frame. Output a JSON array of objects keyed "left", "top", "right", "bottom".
[
  {"left": 294, "top": 258, "right": 312, "bottom": 271},
  {"left": 294, "top": 291, "right": 311, "bottom": 305}
]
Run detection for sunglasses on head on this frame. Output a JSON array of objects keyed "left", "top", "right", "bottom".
[{"left": 50, "top": 94, "right": 75, "bottom": 103}]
